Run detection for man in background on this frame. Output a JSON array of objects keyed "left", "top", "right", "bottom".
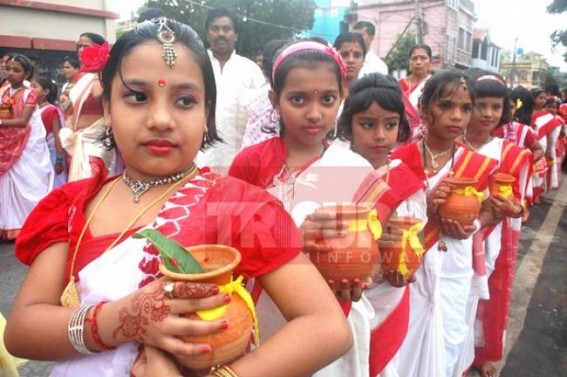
[
  {"left": 197, "top": 7, "right": 265, "bottom": 172},
  {"left": 353, "top": 21, "right": 389, "bottom": 76}
]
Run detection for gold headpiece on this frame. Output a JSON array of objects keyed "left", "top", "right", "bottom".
[
  {"left": 515, "top": 98, "right": 523, "bottom": 110},
  {"left": 156, "top": 18, "right": 177, "bottom": 68}
]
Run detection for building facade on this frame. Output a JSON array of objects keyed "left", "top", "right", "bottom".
[{"left": 0, "top": 0, "right": 118, "bottom": 84}]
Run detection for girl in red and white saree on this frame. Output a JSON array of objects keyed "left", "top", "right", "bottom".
[
  {"left": 0, "top": 54, "right": 52, "bottom": 240},
  {"left": 5, "top": 19, "right": 352, "bottom": 377},
  {"left": 454, "top": 73, "right": 531, "bottom": 377},
  {"left": 392, "top": 70, "right": 497, "bottom": 377},
  {"left": 335, "top": 73, "right": 427, "bottom": 377}
]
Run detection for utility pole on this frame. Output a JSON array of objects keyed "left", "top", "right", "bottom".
[
  {"left": 415, "top": 0, "right": 422, "bottom": 44},
  {"left": 510, "top": 38, "right": 517, "bottom": 88}
]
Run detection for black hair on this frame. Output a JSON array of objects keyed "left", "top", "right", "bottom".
[
  {"left": 419, "top": 69, "right": 475, "bottom": 127},
  {"left": 531, "top": 87, "right": 546, "bottom": 98},
  {"left": 33, "top": 76, "right": 59, "bottom": 104},
  {"left": 205, "top": 7, "right": 238, "bottom": 34},
  {"left": 353, "top": 21, "right": 375, "bottom": 36},
  {"left": 137, "top": 7, "right": 167, "bottom": 23},
  {"left": 63, "top": 56, "right": 81, "bottom": 69},
  {"left": 101, "top": 18, "right": 221, "bottom": 149},
  {"left": 79, "top": 32, "right": 105, "bottom": 46},
  {"left": 270, "top": 40, "right": 344, "bottom": 136},
  {"left": 510, "top": 86, "right": 533, "bottom": 125},
  {"left": 408, "top": 44, "right": 432, "bottom": 59},
  {"left": 261, "top": 39, "right": 288, "bottom": 79},
  {"left": 333, "top": 32, "right": 367, "bottom": 57},
  {"left": 338, "top": 73, "right": 410, "bottom": 143},
  {"left": 470, "top": 71, "right": 511, "bottom": 126},
  {"left": 8, "top": 53, "right": 35, "bottom": 80}
]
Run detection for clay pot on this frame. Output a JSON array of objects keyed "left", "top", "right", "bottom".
[
  {"left": 159, "top": 244, "right": 254, "bottom": 370},
  {"left": 546, "top": 157, "right": 555, "bottom": 168},
  {"left": 438, "top": 177, "right": 481, "bottom": 226},
  {"left": 310, "top": 204, "right": 381, "bottom": 283},
  {"left": 0, "top": 105, "right": 12, "bottom": 120},
  {"left": 379, "top": 216, "right": 424, "bottom": 281},
  {"left": 492, "top": 172, "right": 516, "bottom": 200}
]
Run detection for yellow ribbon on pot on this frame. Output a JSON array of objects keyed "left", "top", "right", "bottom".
[
  {"left": 347, "top": 209, "right": 382, "bottom": 240},
  {"left": 494, "top": 184, "right": 513, "bottom": 198},
  {"left": 196, "top": 275, "right": 259, "bottom": 346},
  {"left": 453, "top": 186, "right": 484, "bottom": 205},
  {"left": 397, "top": 221, "right": 425, "bottom": 276}
]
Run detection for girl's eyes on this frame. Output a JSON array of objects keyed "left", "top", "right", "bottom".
[
  {"left": 290, "top": 95, "right": 305, "bottom": 105},
  {"left": 123, "top": 91, "right": 197, "bottom": 108},
  {"left": 123, "top": 90, "right": 147, "bottom": 103},
  {"left": 175, "top": 95, "right": 197, "bottom": 108},
  {"left": 439, "top": 101, "right": 452, "bottom": 111},
  {"left": 463, "top": 104, "right": 473, "bottom": 113},
  {"left": 322, "top": 95, "right": 336, "bottom": 105},
  {"left": 385, "top": 120, "right": 399, "bottom": 129}
]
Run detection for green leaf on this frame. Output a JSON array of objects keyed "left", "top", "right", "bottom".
[{"left": 133, "top": 229, "right": 205, "bottom": 274}]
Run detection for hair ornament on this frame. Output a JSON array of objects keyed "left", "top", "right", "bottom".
[
  {"left": 155, "top": 17, "right": 177, "bottom": 68},
  {"left": 79, "top": 41, "right": 110, "bottom": 73},
  {"left": 515, "top": 98, "right": 523, "bottom": 110},
  {"left": 272, "top": 41, "right": 347, "bottom": 82},
  {"left": 476, "top": 74, "right": 506, "bottom": 86}
]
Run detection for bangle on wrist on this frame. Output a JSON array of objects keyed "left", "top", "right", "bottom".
[
  {"left": 210, "top": 365, "right": 239, "bottom": 377},
  {"left": 68, "top": 305, "right": 97, "bottom": 355},
  {"left": 86, "top": 301, "right": 115, "bottom": 351}
]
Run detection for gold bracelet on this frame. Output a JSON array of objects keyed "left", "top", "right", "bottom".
[{"left": 210, "top": 365, "right": 239, "bottom": 377}]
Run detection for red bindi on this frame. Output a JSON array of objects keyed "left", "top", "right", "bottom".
[{"left": 158, "top": 79, "right": 166, "bottom": 87}]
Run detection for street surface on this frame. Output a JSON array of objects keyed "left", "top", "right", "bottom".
[{"left": 1, "top": 174, "right": 566, "bottom": 377}]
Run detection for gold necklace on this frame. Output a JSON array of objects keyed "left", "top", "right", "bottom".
[
  {"left": 60, "top": 168, "right": 199, "bottom": 308},
  {"left": 423, "top": 139, "right": 453, "bottom": 172}
]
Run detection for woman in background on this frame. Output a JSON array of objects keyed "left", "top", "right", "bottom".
[{"left": 60, "top": 32, "right": 115, "bottom": 181}]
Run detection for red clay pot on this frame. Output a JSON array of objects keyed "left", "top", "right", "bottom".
[
  {"left": 159, "top": 244, "right": 254, "bottom": 370},
  {"left": 492, "top": 172, "right": 516, "bottom": 200},
  {"left": 438, "top": 177, "right": 481, "bottom": 226},
  {"left": 311, "top": 204, "right": 381, "bottom": 283},
  {"left": 379, "top": 216, "right": 424, "bottom": 281}
]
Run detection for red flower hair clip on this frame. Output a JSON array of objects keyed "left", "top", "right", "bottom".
[{"left": 80, "top": 41, "right": 110, "bottom": 73}]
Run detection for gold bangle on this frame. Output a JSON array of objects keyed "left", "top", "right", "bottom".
[{"left": 210, "top": 365, "right": 239, "bottom": 377}]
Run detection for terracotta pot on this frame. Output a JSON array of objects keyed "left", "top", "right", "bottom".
[
  {"left": 311, "top": 204, "right": 381, "bottom": 282},
  {"left": 492, "top": 172, "right": 516, "bottom": 200},
  {"left": 159, "top": 244, "right": 254, "bottom": 370},
  {"left": 438, "top": 177, "right": 481, "bottom": 226},
  {"left": 546, "top": 157, "right": 555, "bottom": 168},
  {"left": 0, "top": 106, "right": 12, "bottom": 120},
  {"left": 379, "top": 216, "right": 424, "bottom": 281}
]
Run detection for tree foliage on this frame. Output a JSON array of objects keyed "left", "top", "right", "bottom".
[
  {"left": 385, "top": 31, "right": 417, "bottom": 72},
  {"left": 138, "top": 0, "right": 316, "bottom": 58},
  {"left": 547, "top": 0, "right": 567, "bottom": 62}
]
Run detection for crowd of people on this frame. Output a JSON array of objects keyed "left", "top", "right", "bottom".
[{"left": 1, "top": 6, "right": 566, "bottom": 377}]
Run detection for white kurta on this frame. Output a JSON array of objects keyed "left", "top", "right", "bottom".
[{"left": 197, "top": 50, "right": 265, "bottom": 173}]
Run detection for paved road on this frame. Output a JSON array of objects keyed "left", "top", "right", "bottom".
[{"left": 1, "top": 176, "right": 566, "bottom": 377}]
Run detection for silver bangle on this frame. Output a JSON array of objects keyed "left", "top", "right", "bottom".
[{"left": 68, "top": 305, "right": 96, "bottom": 355}]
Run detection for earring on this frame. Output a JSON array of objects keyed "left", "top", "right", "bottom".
[
  {"left": 269, "top": 110, "right": 280, "bottom": 126},
  {"left": 101, "top": 126, "right": 115, "bottom": 149},
  {"left": 202, "top": 125, "right": 209, "bottom": 147}
]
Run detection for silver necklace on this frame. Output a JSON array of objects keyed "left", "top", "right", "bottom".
[
  {"left": 122, "top": 164, "right": 197, "bottom": 202},
  {"left": 423, "top": 140, "right": 453, "bottom": 171}
]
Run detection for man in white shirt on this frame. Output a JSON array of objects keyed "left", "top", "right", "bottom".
[
  {"left": 197, "top": 7, "right": 265, "bottom": 172},
  {"left": 353, "top": 21, "right": 389, "bottom": 77}
]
